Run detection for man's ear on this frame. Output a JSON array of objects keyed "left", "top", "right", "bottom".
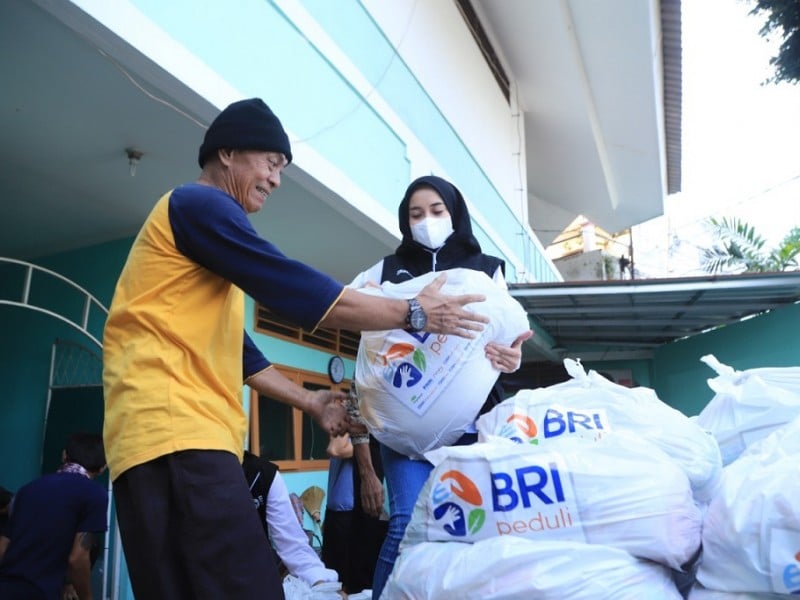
[{"left": 218, "top": 148, "right": 234, "bottom": 166}]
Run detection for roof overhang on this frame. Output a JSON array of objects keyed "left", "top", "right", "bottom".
[
  {"left": 511, "top": 272, "right": 800, "bottom": 362},
  {"left": 474, "top": 0, "right": 682, "bottom": 244}
]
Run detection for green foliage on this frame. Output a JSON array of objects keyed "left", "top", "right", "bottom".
[
  {"left": 701, "top": 216, "right": 800, "bottom": 273},
  {"left": 749, "top": 0, "right": 800, "bottom": 85}
]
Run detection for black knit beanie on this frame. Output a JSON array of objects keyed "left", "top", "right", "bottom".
[{"left": 197, "top": 98, "right": 293, "bottom": 168}]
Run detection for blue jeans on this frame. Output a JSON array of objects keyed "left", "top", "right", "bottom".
[
  {"left": 372, "top": 433, "right": 477, "bottom": 599},
  {"left": 371, "top": 444, "right": 432, "bottom": 599}
]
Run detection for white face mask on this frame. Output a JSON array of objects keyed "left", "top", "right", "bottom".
[{"left": 411, "top": 217, "right": 454, "bottom": 249}]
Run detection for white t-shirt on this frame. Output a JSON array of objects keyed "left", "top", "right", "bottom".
[{"left": 266, "top": 473, "right": 338, "bottom": 586}]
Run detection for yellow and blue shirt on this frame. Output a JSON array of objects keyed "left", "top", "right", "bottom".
[{"left": 102, "top": 183, "right": 343, "bottom": 480}]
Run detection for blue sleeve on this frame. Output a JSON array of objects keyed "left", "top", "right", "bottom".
[
  {"left": 168, "top": 184, "right": 344, "bottom": 331},
  {"left": 243, "top": 330, "right": 271, "bottom": 380}
]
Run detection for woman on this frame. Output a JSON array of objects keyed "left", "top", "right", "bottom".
[{"left": 350, "top": 175, "right": 531, "bottom": 597}]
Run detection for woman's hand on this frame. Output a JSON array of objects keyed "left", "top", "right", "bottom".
[{"left": 485, "top": 330, "right": 533, "bottom": 373}]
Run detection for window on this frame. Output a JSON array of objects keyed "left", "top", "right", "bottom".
[
  {"left": 249, "top": 365, "right": 350, "bottom": 472},
  {"left": 255, "top": 305, "right": 360, "bottom": 357}
]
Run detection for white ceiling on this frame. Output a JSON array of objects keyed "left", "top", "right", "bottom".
[{"left": 0, "top": 0, "right": 679, "bottom": 287}]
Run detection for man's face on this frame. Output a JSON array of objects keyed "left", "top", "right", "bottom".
[{"left": 225, "top": 150, "right": 288, "bottom": 213}]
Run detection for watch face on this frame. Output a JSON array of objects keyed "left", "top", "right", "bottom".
[
  {"left": 409, "top": 308, "right": 427, "bottom": 331},
  {"left": 328, "top": 356, "right": 345, "bottom": 383}
]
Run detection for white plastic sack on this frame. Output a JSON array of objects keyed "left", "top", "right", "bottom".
[
  {"left": 282, "top": 575, "right": 343, "bottom": 599},
  {"left": 695, "top": 354, "right": 800, "bottom": 465},
  {"left": 402, "top": 435, "right": 702, "bottom": 569},
  {"left": 688, "top": 584, "right": 790, "bottom": 600},
  {"left": 382, "top": 537, "right": 682, "bottom": 600},
  {"left": 355, "top": 268, "right": 530, "bottom": 458},
  {"left": 696, "top": 416, "right": 800, "bottom": 595},
  {"left": 476, "top": 358, "right": 723, "bottom": 503}
]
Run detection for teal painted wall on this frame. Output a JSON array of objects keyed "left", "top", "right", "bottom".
[
  {"left": 652, "top": 302, "right": 800, "bottom": 417},
  {"left": 0, "top": 239, "right": 132, "bottom": 491}
]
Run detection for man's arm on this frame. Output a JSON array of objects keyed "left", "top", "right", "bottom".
[
  {"left": 321, "top": 274, "right": 488, "bottom": 338},
  {"left": 247, "top": 367, "right": 348, "bottom": 436},
  {"left": 66, "top": 531, "right": 95, "bottom": 600},
  {"left": 353, "top": 442, "right": 384, "bottom": 518}
]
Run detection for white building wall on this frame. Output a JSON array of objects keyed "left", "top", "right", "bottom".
[{"left": 362, "top": 0, "right": 527, "bottom": 224}]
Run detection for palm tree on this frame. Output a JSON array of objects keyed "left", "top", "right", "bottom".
[{"left": 701, "top": 216, "right": 800, "bottom": 274}]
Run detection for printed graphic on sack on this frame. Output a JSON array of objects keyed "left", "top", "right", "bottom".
[
  {"left": 426, "top": 453, "right": 586, "bottom": 544},
  {"left": 373, "top": 330, "right": 480, "bottom": 417},
  {"left": 770, "top": 528, "right": 800, "bottom": 594},
  {"left": 494, "top": 405, "right": 611, "bottom": 444}
]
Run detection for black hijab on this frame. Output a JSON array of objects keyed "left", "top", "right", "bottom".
[{"left": 381, "top": 175, "right": 505, "bottom": 284}]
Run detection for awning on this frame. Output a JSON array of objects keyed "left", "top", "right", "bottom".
[{"left": 509, "top": 272, "right": 800, "bottom": 362}]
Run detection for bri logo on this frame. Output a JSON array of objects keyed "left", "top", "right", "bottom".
[
  {"left": 498, "top": 413, "right": 540, "bottom": 444},
  {"left": 498, "top": 407, "right": 608, "bottom": 444},
  {"left": 431, "top": 470, "right": 486, "bottom": 537},
  {"left": 378, "top": 342, "right": 426, "bottom": 388},
  {"left": 430, "top": 460, "right": 573, "bottom": 540}
]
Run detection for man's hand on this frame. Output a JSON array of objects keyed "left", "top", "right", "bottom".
[
  {"left": 305, "top": 388, "right": 348, "bottom": 437},
  {"left": 360, "top": 469, "right": 385, "bottom": 518},
  {"left": 415, "top": 273, "right": 488, "bottom": 338},
  {"left": 485, "top": 330, "right": 533, "bottom": 373},
  {"left": 247, "top": 368, "right": 348, "bottom": 436}
]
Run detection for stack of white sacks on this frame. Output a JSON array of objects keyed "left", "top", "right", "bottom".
[
  {"left": 382, "top": 358, "right": 722, "bottom": 599},
  {"left": 687, "top": 355, "right": 800, "bottom": 599},
  {"left": 353, "top": 266, "right": 800, "bottom": 600}
]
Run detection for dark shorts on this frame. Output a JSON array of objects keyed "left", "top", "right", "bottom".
[{"left": 113, "top": 450, "right": 284, "bottom": 600}]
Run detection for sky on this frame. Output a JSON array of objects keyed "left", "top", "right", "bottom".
[{"left": 632, "top": 0, "right": 800, "bottom": 277}]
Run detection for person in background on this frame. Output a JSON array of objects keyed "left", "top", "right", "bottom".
[
  {"left": 102, "top": 98, "right": 489, "bottom": 599},
  {"left": 349, "top": 175, "right": 533, "bottom": 597},
  {"left": 242, "top": 451, "right": 345, "bottom": 597},
  {"left": 321, "top": 436, "right": 355, "bottom": 594},
  {"left": 322, "top": 380, "right": 387, "bottom": 595},
  {"left": 345, "top": 386, "right": 388, "bottom": 594},
  {"left": 0, "top": 433, "right": 108, "bottom": 600}
]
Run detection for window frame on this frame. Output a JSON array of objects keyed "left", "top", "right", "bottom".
[
  {"left": 248, "top": 364, "right": 350, "bottom": 472},
  {"left": 254, "top": 304, "right": 360, "bottom": 358}
]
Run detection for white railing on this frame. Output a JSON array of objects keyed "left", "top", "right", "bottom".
[
  {"left": 1, "top": 256, "right": 114, "bottom": 598},
  {"left": 0, "top": 256, "right": 108, "bottom": 348}
]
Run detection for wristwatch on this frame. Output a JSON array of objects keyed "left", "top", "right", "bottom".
[{"left": 405, "top": 297, "right": 428, "bottom": 332}]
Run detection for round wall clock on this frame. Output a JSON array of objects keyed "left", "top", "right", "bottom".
[{"left": 328, "top": 355, "right": 345, "bottom": 384}]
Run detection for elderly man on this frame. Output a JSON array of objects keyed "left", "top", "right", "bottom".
[{"left": 102, "top": 97, "right": 487, "bottom": 599}]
